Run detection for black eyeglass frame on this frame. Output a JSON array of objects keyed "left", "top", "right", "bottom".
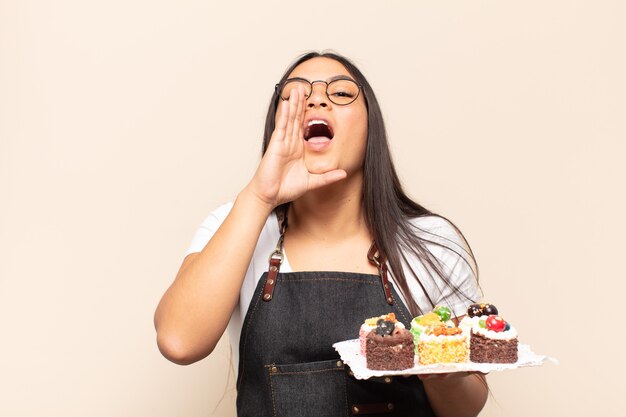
[{"left": 275, "top": 77, "right": 363, "bottom": 106}]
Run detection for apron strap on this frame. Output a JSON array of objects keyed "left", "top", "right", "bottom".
[
  {"left": 367, "top": 242, "right": 395, "bottom": 305},
  {"left": 262, "top": 256, "right": 281, "bottom": 301},
  {"left": 263, "top": 207, "right": 393, "bottom": 305},
  {"left": 262, "top": 207, "right": 287, "bottom": 302}
]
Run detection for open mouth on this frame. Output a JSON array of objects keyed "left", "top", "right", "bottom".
[{"left": 304, "top": 120, "right": 334, "bottom": 141}]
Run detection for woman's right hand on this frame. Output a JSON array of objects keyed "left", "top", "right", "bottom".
[{"left": 245, "top": 86, "right": 347, "bottom": 209}]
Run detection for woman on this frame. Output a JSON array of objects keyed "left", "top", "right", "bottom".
[{"left": 155, "top": 51, "right": 488, "bottom": 417}]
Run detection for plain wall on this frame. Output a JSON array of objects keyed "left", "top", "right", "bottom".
[{"left": 1, "top": 1, "right": 624, "bottom": 416}]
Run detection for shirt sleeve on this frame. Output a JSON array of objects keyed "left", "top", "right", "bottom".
[
  {"left": 185, "top": 202, "right": 234, "bottom": 256},
  {"left": 409, "top": 215, "right": 482, "bottom": 318}
]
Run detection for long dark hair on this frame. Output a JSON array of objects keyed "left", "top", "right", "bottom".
[{"left": 262, "top": 51, "right": 479, "bottom": 317}]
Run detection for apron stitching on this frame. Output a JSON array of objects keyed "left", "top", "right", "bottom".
[
  {"left": 267, "top": 367, "right": 348, "bottom": 417},
  {"left": 278, "top": 278, "right": 379, "bottom": 284},
  {"left": 342, "top": 371, "right": 349, "bottom": 417},
  {"left": 237, "top": 278, "right": 266, "bottom": 390},
  {"left": 268, "top": 367, "right": 278, "bottom": 417},
  {"left": 394, "top": 302, "right": 411, "bottom": 325},
  {"left": 386, "top": 280, "right": 412, "bottom": 325},
  {"left": 267, "top": 367, "right": 345, "bottom": 376}
]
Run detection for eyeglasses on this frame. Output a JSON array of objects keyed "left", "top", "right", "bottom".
[{"left": 275, "top": 77, "right": 362, "bottom": 106}]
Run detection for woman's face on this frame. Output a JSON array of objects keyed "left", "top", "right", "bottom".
[{"left": 276, "top": 57, "right": 368, "bottom": 176}]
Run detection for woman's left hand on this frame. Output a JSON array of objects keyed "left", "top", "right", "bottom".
[{"left": 412, "top": 371, "right": 488, "bottom": 417}]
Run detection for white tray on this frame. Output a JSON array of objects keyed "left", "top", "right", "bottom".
[{"left": 332, "top": 339, "right": 558, "bottom": 380}]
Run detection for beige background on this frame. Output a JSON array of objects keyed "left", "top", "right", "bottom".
[{"left": 1, "top": 0, "right": 624, "bottom": 416}]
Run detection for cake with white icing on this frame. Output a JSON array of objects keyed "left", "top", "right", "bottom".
[{"left": 460, "top": 303, "right": 519, "bottom": 363}]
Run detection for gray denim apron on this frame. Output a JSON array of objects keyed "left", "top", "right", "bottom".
[{"left": 236, "top": 213, "right": 436, "bottom": 416}]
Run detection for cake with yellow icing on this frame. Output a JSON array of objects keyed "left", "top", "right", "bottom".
[
  {"left": 410, "top": 306, "right": 453, "bottom": 353},
  {"left": 417, "top": 325, "right": 469, "bottom": 365}
]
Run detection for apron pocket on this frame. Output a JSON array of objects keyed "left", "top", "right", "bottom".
[{"left": 267, "top": 359, "right": 347, "bottom": 417}]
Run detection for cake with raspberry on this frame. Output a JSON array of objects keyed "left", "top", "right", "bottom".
[
  {"left": 460, "top": 303, "right": 519, "bottom": 363},
  {"left": 365, "top": 316, "right": 414, "bottom": 370}
]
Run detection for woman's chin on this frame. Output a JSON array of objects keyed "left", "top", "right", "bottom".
[{"left": 304, "top": 159, "right": 339, "bottom": 175}]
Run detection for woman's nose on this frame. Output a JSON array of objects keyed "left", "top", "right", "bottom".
[{"left": 306, "top": 83, "right": 329, "bottom": 108}]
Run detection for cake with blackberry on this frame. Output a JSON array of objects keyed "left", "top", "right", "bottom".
[
  {"left": 359, "top": 313, "right": 400, "bottom": 356},
  {"left": 365, "top": 317, "right": 414, "bottom": 370}
]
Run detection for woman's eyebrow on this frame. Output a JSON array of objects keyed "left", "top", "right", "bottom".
[{"left": 327, "top": 75, "right": 354, "bottom": 82}]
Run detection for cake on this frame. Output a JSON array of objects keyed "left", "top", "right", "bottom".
[
  {"left": 365, "top": 317, "right": 414, "bottom": 370},
  {"left": 417, "top": 324, "right": 468, "bottom": 365},
  {"left": 359, "top": 313, "right": 401, "bottom": 356},
  {"left": 410, "top": 305, "right": 454, "bottom": 352},
  {"left": 460, "top": 303, "right": 519, "bottom": 363},
  {"left": 361, "top": 303, "right": 519, "bottom": 369}
]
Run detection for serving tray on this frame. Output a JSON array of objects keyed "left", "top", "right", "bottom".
[{"left": 332, "top": 339, "right": 557, "bottom": 380}]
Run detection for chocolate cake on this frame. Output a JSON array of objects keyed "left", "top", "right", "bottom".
[
  {"left": 460, "top": 303, "right": 519, "bottom": 364},
  {"left": 469, "top": 331, "right": 518, "bottom": 363},
  {"left": 365, "top": 329, "right": 414, "bottom": 370},
  {"left": 360, "top": 313, "right": 399, "bottom": 356}
]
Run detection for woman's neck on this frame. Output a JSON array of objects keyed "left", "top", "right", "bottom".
[{"left": 288, "top": 170, "right": 368, "bottom": 241}]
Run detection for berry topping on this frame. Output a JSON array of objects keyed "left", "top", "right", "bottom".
[
  {"left": 467, "top": 303, "right": 483, "bottom": 318},
  {"left": 375, "top": 319, "right": 396, "bottom": 336},
  {"left": 486, "top": 315, "right": 506, "bottom": 332},
  {"left": 505, "top": 322, "right": 511, "bottom": 331},
  {"left": 483, "top": 303, "right": 499, "bottom": 316},
  {"left": 433, "top": 305, "right": 451, "bottom": 322}
]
